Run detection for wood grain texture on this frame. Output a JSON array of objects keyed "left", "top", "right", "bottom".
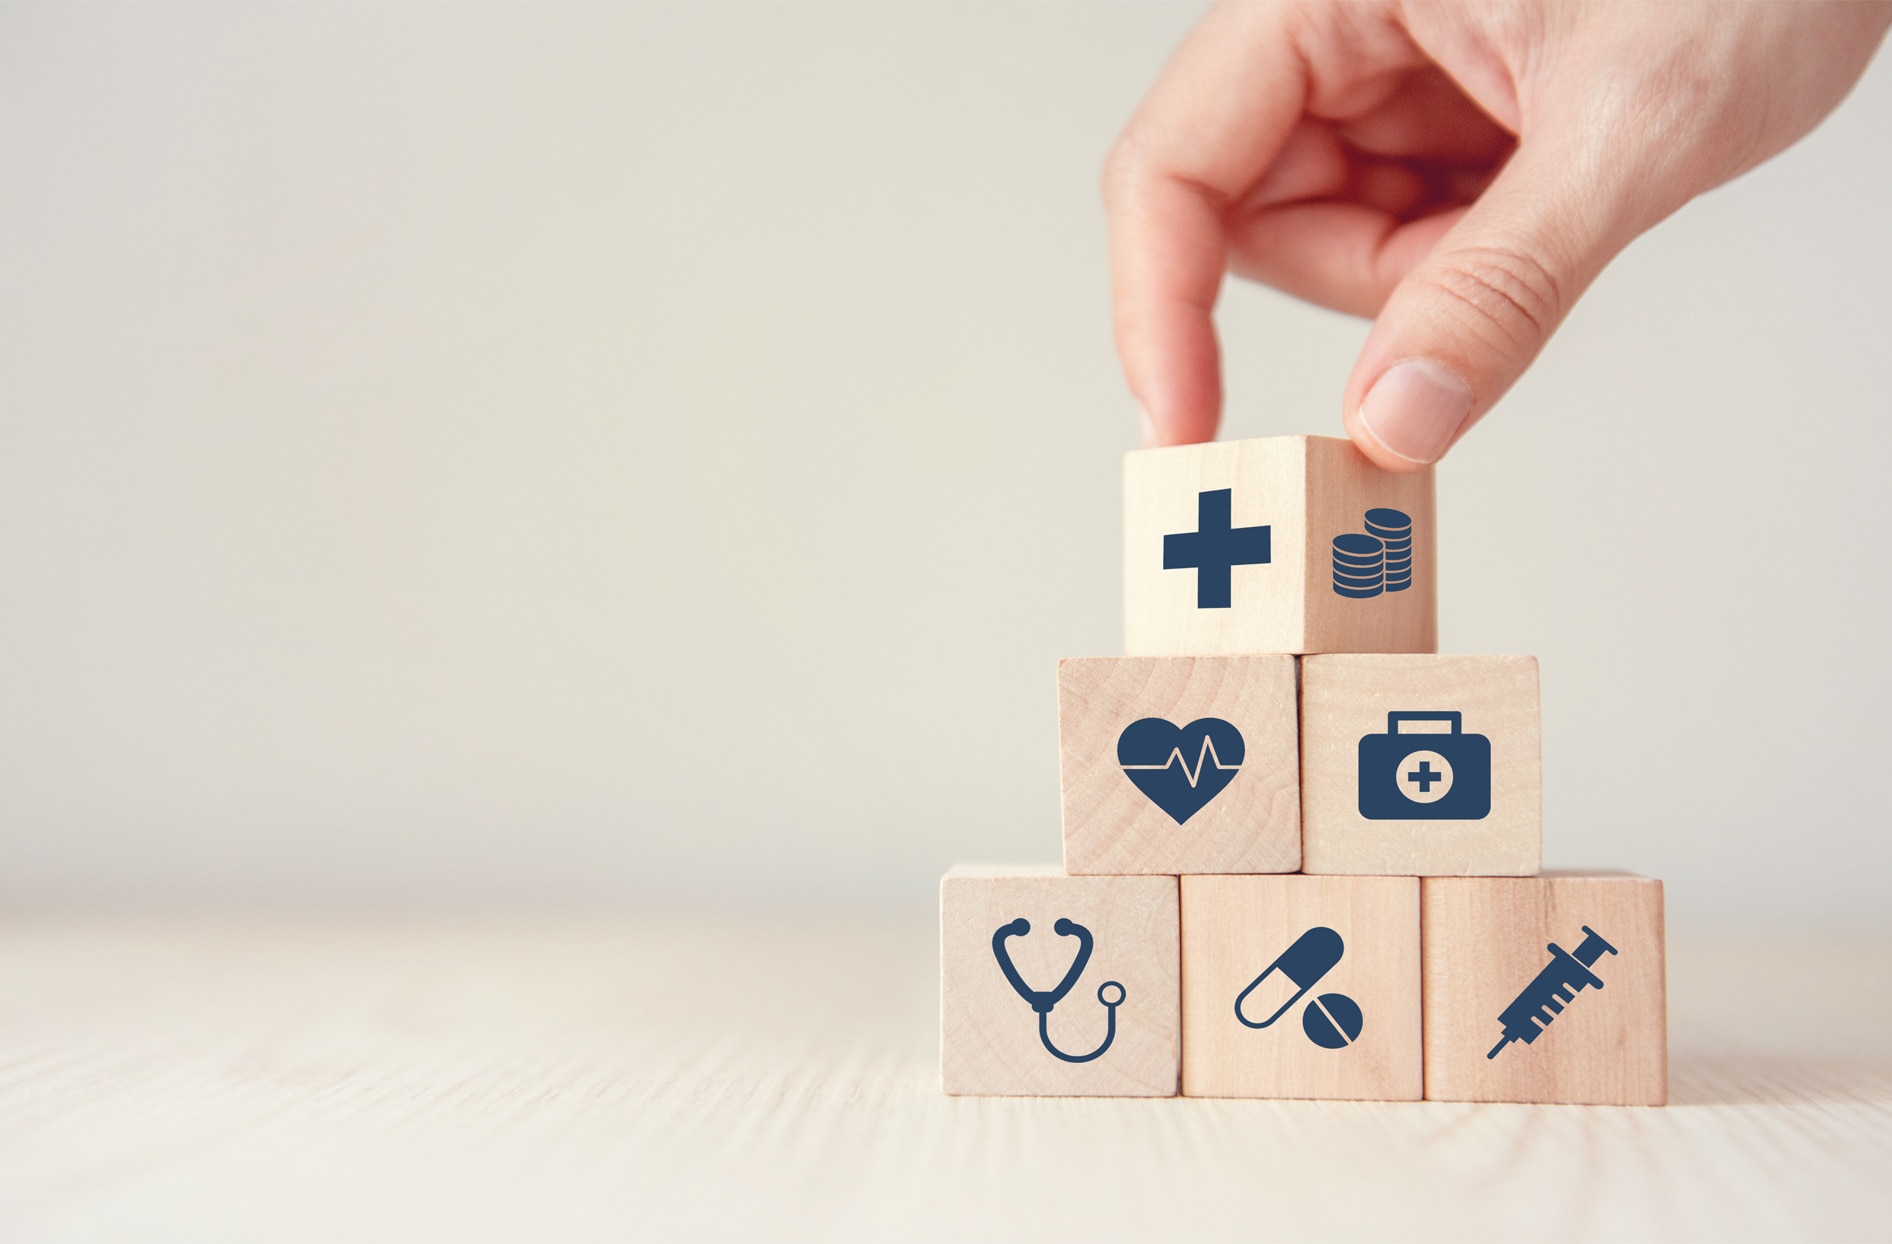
[
  {"left": 1301, "top": 654, "right": 1542, "bottom": 876},
  {"left": 0, "top": 914, "right": 1886, "bottom": 1239},
  {"left": 1123, "top": 435, "right": 1436, "bottom": 656},
  {"left": 941, "top": 866, "right": 1179, "bottom": 1097},
  {"left": 1181, "top": 875, "right": 1422, "bottom": 1100},
  {"left": 1058, "top": 656, "right": 1299, "bottom": 875},
  {"left": 1424, "top": 872, "right": 1667, "bottom": 1105}
]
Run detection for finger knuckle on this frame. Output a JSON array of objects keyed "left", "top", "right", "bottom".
[
  {"left": 1420, "top": 244, "right": 1564, "bottom": 352},
  {"left": 1099, "top": 132, "right": 1149, "bottom": 205}
]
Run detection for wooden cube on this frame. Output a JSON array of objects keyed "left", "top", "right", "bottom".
[
  {"left": 1301, "top": 654, "right": 1541, "bottom": 876},
  {"left": 1058, "top": 655, "right": 1299, "bottom": 876},
  {"left": 1124, "top": 435, "right": 1436, "bottom": 657},
  {"left": 1422, "top": 872, "right": 1667, "bottom": 1105},
  {"left": 940, "top": 866, "right": 1179, "bottom": 1096},
  {"left": 1180, "top": 875, "right": 1422, "bottom": 1100}
]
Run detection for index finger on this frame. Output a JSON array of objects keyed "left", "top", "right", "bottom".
[
  {"left": 1102, "top": 2, "right": 1418, "bottom": 444},
  {"left": 1103, "top": 3, "right": 1308, "bottom": 445}
]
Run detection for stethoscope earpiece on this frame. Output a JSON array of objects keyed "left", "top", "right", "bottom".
[{"left": 991, "top": 916, "right": 1124, "bottom": 1063}]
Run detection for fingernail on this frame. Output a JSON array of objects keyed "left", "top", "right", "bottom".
[
  {"left": 1138, "top": 405, "right": 1160, "bottom": 448},
  {"left": 1358, "top": 359, "right": 1474, "bottom": 465}
]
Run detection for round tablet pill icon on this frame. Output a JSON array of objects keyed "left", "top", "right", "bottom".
[{"left": 1302, "top": 992, "right": 1364, "bottom": 1049}]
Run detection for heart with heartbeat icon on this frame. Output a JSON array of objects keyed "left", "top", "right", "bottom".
[{"left": 1116, "top": 717, "right": 1245, "bottom": 824}]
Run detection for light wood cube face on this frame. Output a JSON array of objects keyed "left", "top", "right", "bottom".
[
  {"left": 1301, "top": 654, "right": 1541, "bottom": 876},
  {"left": 1123, "top": 435, "right": 1436, "bottom": 657},
  {"left": 940, "top": 867, "right": 1179, "bottom": 1097},
  {"left": 1180, "top": 875, "right": 1422, "bottom": 1100},
  {"left": 1422, "top": 873, "right": 1667, "bottom": 1105},
  {"left": 1058, "top": 656, "right": 1300, "bottom": 876}
]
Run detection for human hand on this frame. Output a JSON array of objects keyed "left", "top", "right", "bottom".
[{"left": 1103, "top": 1, "right": 1892, "bottom": 468}]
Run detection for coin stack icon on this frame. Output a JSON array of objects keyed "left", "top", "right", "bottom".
[
  {"left": 1331, "top": 532, "right": 1386, "bottom": 598},
  {"left": 1330, "top": 507, "right": 1413, "bottom": 598},
  {"left": 1366, "top": 508, "right": 1413, "bottom": 593}
]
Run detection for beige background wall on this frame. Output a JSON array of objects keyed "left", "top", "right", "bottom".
[{"left": 1, "top": 3, "right": 1886, "bottom": 921}]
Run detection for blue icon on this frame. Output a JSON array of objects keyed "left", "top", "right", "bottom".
[
  {"left": 992, "top": 917, "right": 1124, "bottom": 1063},
  {"left": 1488, "top": 926, "right": 1618, "bottom": 1059},
  {"left": 1331, "top": 507, "right": 1413, "bottom": 598},
  {"left": 1235, "top": 926, "right": 1363, "bottom": 1049},
  {"left": 1303, "top": 993, "right": 1364, "bottom": 1049},
  {"left": 1164, "top": 489, "right": 1271, "bottom": 609},
  {"left": 1117, "top": 717, "right": 1244, "bottom": 824},
  {"left": 1357, "top": 711, "right": 1491, "bottom": 820}
]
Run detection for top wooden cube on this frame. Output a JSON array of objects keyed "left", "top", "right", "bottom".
[{"left": 1125, "top": 436, "right": 1436, "bottom": 656}]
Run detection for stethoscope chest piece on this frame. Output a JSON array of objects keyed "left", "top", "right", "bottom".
[{"left": 991, "top": 916, "right": 1124, "bottom": 1063}]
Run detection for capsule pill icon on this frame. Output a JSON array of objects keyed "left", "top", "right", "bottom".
[{"left": 1235, "top": 926, "right": 1346, "bottom": 1029}]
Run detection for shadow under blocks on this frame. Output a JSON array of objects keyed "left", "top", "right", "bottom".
[{"left": 940, "top": 435, "right": 1666, "bottom": 1105}]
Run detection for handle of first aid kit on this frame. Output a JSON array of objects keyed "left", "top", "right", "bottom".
[{"left": 1386, "top": 711, "right": 1462, "bottom": 735}]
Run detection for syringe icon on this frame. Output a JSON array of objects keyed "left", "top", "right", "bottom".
[{"left": 1487, "top": 926, "right": 1618, "bottom": 1059}]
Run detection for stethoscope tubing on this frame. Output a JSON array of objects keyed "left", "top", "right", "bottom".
[
  {"left": 991, "top": 917, "right": 1125, "bottom": 1063},
  {"left": 1038, "top": 980, "right": 1125, "bottom": 1062}
]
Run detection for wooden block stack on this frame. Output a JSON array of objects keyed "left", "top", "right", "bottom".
[{"left": 942, "top": 435, "right": 1667, "bottom": 1105}]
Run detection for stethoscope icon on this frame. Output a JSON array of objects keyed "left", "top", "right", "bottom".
[{"left": 991, "top": 917, "right": 1125, "bottom": 1063}]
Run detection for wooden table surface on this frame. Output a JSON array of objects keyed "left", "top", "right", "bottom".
[{"left": 1, "top": 911, "right": 1888, "bottom": 1241}]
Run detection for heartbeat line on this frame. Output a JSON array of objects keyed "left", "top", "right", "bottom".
[{"left": 1121, "top": 736, "right": 1241, "bottom": 788}]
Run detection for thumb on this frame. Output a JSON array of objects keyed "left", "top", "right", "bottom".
[{"left": 1342, "top": 137, "right": 1650, "bottom": 471}]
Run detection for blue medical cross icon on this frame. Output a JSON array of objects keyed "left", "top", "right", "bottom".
[
  {"left": 1408, "top": 759, "right": 1445, "bottom": 792},
  {"left": 1162, "top": 489, "right": 1271, "bottom": 609}
]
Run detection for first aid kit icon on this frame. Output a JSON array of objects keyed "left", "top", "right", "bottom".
[{"left": 1357, "top": 711, "right": 1491, "bottom": 820}]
